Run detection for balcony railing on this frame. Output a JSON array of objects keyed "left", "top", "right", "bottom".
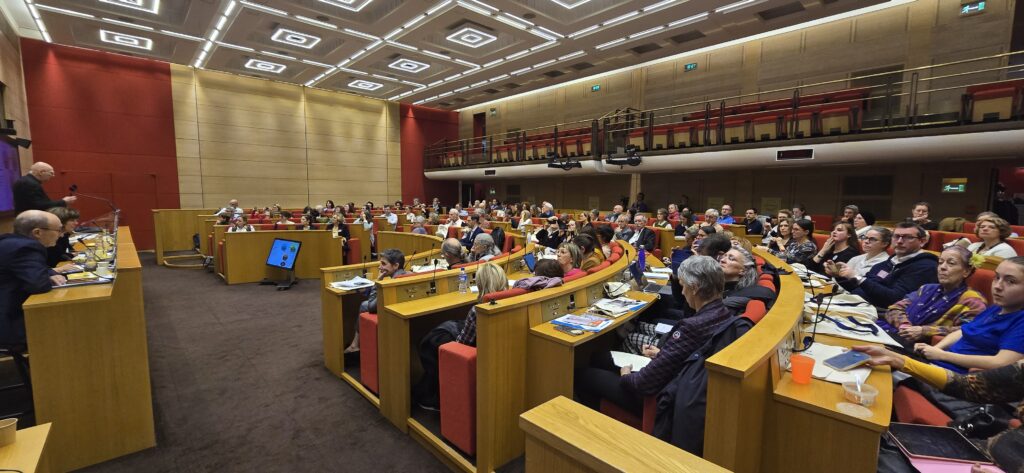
[{"left": 425, "top": 50, "right": 1024, "bottom": 170}]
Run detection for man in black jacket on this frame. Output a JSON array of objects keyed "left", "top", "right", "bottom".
[
  {"left": 627, "top": 213, "right": 656, "bottom": 252},
  {"left": 835, "top": 221, "right": 938, "bottom": 313},
  {"left": 13, "top": 162, "right": 77, "bottom": 214},
  {"left": 1, "top": 210, "right": 67, "bottom": 347}
]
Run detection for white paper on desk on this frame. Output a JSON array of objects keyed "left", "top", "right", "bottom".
[
  {"left": 803, "top": 317, "right": 902, "bottom": 347},
  {"left": 655, "top": 323, "right": 673, "bottom": 335},
  {"left": 795, "top": 343, "right": 872, "bottom": 385},
  {"left": 803, "top": 279, "right": 824, "bottom": 288},
  {"left": 643, "top": 271, "right": 670, "bottom": 280},
  {"left": 330, "top": 276, "right": 374, "bottom": 290},
  {"left": 610, "top": 351, "right": 652, "bottom": 372},
  {"left": 803, "top": 293, "right": 878, "bottom": 321},
  {"left": 649, "top": 267, "right": 673, "bottom": 274}
]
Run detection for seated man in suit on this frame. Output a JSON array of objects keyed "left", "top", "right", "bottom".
[
  {"left": 835, "top": 222, "right": 938, "bottom": 314},
  {"left": 627, "top": 213, "right": 656, "bottom": 252},
  {"left": 606, "top": 204, "right": 624, "bottom": 223},
  {"left": 460, "top": 214, "right": 483, "bottom": 249},
  {"left": 614, "top": 214, "right": 634, "bottom": 242},
  {"left": 345, "top": 249, "right": 406, "bottom": 354},
  {"left": 1, "top": 210, "right": 67, "bottom": 349}
]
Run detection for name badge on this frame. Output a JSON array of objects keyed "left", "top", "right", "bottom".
[{"left": 876, "top": 270, "right": 890, "bottom": 279}]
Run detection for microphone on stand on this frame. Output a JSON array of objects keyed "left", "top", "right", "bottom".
[
  {"left": 69, "top": 184, "right": 120, "bottom": 233},
  {"left": 69, "top": 184, "right": 119, "bottom": 211}
]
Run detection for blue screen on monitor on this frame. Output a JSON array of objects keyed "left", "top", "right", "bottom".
[{"left": 266, "top": 238, "right": 301, "bottom": 270}]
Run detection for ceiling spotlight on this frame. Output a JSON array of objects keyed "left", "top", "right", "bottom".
[
  {"left": 271, "top": 28, "right": 321, "bottom": 49},
  {"left": 99, "top": 0, "right": 160, "bottom": 14},
  {"left": 245, "top": 58, "right": 286, "bottom": 74},
  {"left": 547, "top": 0, "right": 592, "bottom": 8},
  {"left": 388, "top": 58, "right": 430, "bottom": 73},
  {"left": 606, "top": 144, "right": 642, "bottom": 166},
  {"left": 317, "top": 0, "right": 374, "bottom": 13},
  {"left": 547, "top": 151, "right": 582, "bottom": 171},
  {"left": 349, "top": 79, "right": 384, "bottom": 91},
  {"left": 100, "top": 30, "right": 153, "bottom": 50},
  {"left": 446, "top": 27, "right": 497, "bottom": 49}
]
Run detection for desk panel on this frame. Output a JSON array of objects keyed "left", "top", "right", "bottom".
[
  {"left": 0, "top": 423, "right": 51, "bottom": 473},
  {"left": 152, "top": 208, "right": 216, "bottom": 265},
  {"left": 223, "top": 230, "right": 343, "bottom": 284}
]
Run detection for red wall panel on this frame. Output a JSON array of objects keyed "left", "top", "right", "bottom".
[
  {"left": 400, "top": 104, "right": 459, "bottom": 205},
  {"left": 21, "top": 39, "right": 178, "bottom": 249}
]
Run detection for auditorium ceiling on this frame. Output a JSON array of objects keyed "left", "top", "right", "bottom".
[{"left": 5, "top": 0, "right": 889, "bottom": 109}]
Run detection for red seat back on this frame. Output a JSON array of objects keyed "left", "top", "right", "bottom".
[
  {"left": 811, "top": 233, "right": 829, "bottom": 251},
  {"left": 1005, "top": 239, "right": 1024, "bottom": 256},
  {"left": 967, "top": 268, "right": 995, "bottom": 304},
  {"left": 482, "top": 287, "right": 528, "bottom": 302},
  {"left": 438, "top": 342, "right": 477, "bottom": 455}
]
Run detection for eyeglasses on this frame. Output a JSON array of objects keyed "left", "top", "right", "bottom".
[
  {"left": 893, "top": 234, "right": 920, "bottom": 241},
  {"left": 858, "top": 236, "right": 882, "bottom": 243}
]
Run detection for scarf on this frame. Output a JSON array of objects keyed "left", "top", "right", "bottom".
[{"left": 905, "top": 283, "right": 969, "bottom": 326}]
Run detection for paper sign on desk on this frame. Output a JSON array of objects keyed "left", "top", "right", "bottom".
[
  {"left": 643, "top": 271, "right": 671, "bottom": 280},
  {"left": 794, "top": 343, "right": 872, "bottom": 384},
  {"left": 649, "top": 267, "right": 674, "bottom": 274},
  {"left": 330, "top": 276, "right": 374, "bottom": 290},
  {"left": 610, "top": 351, "right": 652, "bottom": 372}
]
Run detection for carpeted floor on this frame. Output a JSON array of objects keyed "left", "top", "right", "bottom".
[{"left": 78, "top": 253, "right": 447, "bottom": 472}]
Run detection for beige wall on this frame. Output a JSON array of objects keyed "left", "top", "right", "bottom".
[
  {"left": 482, "top": 159, "right": 1011, "bottom": 221},
  {"left": 0, "top": 4, "right": 30, "bottom": 232},
  {"left": 171, "top": 65, "right": 401, "bottom": 210},
  {"left": 460, "top": 0, "right": 1016, "bottom": 138}
]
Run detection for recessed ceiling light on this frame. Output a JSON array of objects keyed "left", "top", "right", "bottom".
[
  {"left": 388, "top": 58, "right": 430, "bottom": 73},
  {"left": 245, "top": 58, "right": 286, "bottom": 74},
  {"left": 99, "top": 30, "right": 153, "bottom": 50},
  {"left": 349, "top": 79, "right": 383, "bottom": 91},
  {"left": 271, "top": 28, "right": 321, "bottom": 49},
  {"left": 547, "top": 0, "right": 591, "bottom": 8},
  {"left": 446, "top": 27, "right": 497, "bottom": 49},
  {"left": 318, "top": 0, "right": 374, "bottom": 13},
  {"left": 99, "top": 0, "right": 160, "bottom": 14}
]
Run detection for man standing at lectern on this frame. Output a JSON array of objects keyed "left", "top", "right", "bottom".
[
  {"left": 13, "top": 162, "right": 77, "bottom": 214},
  {"left": 0, "top": 210, "right": 67, "bottom": 348}
]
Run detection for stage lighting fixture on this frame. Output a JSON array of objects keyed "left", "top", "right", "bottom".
[
  {"left": 546, "top": 151, "right": 581, "bottom": 170},
  {"left": 606, "top": 144, "right": 642, "bottom": 166}
]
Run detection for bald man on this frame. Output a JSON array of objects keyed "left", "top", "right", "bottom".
[
  {"left": 1, "top": 210, "right": 67, "bottom": 347},
  {"left": 13, "top": 162, "right": 77, "bottom": 214}
]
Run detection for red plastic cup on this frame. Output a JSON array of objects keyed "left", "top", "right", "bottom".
[{"left": 790, "top": 354, "right": 815, "bottom": 385}]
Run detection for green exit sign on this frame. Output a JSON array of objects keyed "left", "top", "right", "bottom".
[
  {"left": 943, "top": 184, "right": 966, "bottom": 193},
  {"left": 684, "top": 63, "right": 698, "bottom": 72},
  {"left": 591, "top": 84, "right": 601, "bottom": 92},
  {"left": 961, "top": 1, "right": 985, "bottom": 15}
]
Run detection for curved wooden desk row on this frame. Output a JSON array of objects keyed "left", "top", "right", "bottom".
[
  {"left": 22, "top": 227, "right": 155, "bottom": 473},
  {"left": 151, "top": 208, "right": 217, "bottom": 266},
  {"left": 319, "top": 239, "right": 531, "bottom": 382}
]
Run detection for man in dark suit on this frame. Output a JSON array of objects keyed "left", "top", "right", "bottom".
[
  {"left": 460, "top": 214, "right": 484, "bottom": 249},
  {"left": 1, "top": 210, "right": 67, "bottom": 347},
  {"left": 13, "top": 162, "right": 77, "bottom": 214},
  {"left": 627, "top": 213, "right": 656, "bottom": 252}
]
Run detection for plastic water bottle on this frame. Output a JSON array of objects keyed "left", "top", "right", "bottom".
[
  {"left": 637, "top": 246, "right": 646, "bottom": 273},
  {"left": 458, "top": 268, "right": 469, "bottom": 294}
]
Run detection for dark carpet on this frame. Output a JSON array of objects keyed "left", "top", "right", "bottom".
[{"left": 79, "top": 253, "right": 447, "bottom": 472}]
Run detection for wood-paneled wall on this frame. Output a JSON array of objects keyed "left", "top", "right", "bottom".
[
  {"left": 172, "top": 65, "right": 401, "bottom": 210},
  {"left": 0, "top": 5, "right": 31, "bottom": 233},
  {"left": 460, "top": 0, "right": 1015, "bottom": 138}
]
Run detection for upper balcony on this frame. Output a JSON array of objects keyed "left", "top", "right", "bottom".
[{"left": 423, "top": 51, "right": 1024, "bottom": 179}]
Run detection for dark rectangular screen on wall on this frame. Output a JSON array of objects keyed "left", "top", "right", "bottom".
[{"left": 0, "top": 139, "right": 19, "bottom": 213}]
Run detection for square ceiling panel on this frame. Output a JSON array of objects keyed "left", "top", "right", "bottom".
[
  {"left": 204, "top": 46, "right": 322, "bottom": 83},
  {"left": 38, "top": 0, "right": 218, "bottom": 37},
  {"left": 356, "top": 45, "right": 477, "bottom": 84},
  {"left": 319, "top": 72, "right": 406, "bottom": 97},
  {"left": 42, "top": 14, "right": 199, "bottom": 63},
  {"left": 391, "top": 7, "right": 551, "bottom": 64},
  {"left": 258, "top": 0, "right": 412, "bottom": 37},
  {"left": 504, "top": 0, "right": 641, "bottom": 29},
  {"left": 219, "top": 8, "right": 372, "bottom": 66}
]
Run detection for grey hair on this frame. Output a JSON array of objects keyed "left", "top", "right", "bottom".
[
  {"left": 676, "top": 255, "right": 725, "bottom": 300},
  {"left": 704, "top": 208, "right": 720, "bottom": 218},
  {"left": 415, "top": 216, "right": 425, "bottom": 224},
  {"left": 441, "top": 238, "right": 463, "bottom": 258},
  {"left": 473, "top": 233, "right": 499, "bottom": 255},
  {"left": 13, "top": 210, "right": 50, "bottom": 236},
  {"left": 732, "top": 247, "right": 758, "bottom": 289}
]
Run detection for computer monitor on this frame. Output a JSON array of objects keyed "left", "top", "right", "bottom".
[
  {"left": 266, "top": 238, "right": 301, "bottom": 271},
  {"left": 523, "top": 252, "right": 537, "bottom": 273}
]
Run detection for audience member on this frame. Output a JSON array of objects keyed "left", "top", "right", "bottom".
[
  {"left": 791, "top": 203, "right": 807, "bottom": 220},
  {"left": 702, "top": 208, "right": 725, "bottom": 232},
  {"left": 912, "top": 257, "right": 1024, "bottom": 373},
  {"left": 674, "top": 211, "right": 696, "bottom": 237},
  {"left": 439, "top": 238, "right": 464, "bottom": 268},
  {"left": 1, "top": 210, "right": 67, "bottom": 347},
  {"left": 764, "top": 209, "right": 793, "bottom": 244},
  {"left": 993, "top": 184, "right": 1019, "bottom": 225},
  {"left": 446, "top": 209, "right": 463, "bottom": 227},
  {"left": 228, "top": 215, "right": 255, "bottom": 232},
  {"left": 539, "top": 202, "right": 555, "bottom": 218},
  {"left": 653, "top": 209, "right": 672, "bottom": 229},
  {"left": 835, "top": 222, "right": 939, "bottom": 313},
  {"left": 911, "top": 201, "right": 939, "bottom": 230},
  {"left": 345, "top": 249, "right": 406, "bottom": 354},
  {"left": 668, "top": 203, "right": 680, "bottom": 221},
  {"left": 217, "top": 199, "right": 244, "bottom": 219},
  {"left": 853, "top": 344, "right": 1023, "bottom": 473},
  {"left": 967, "top": 216, "right": 1018, "bottom": 258},
  {"left": 467, "top": 233, "right": 500, "bottom": 262},
  {"left": 719, "top": 247, "right": 775, "bottom": 312},
  {"left": 596, "top": 225, "right": 615, "bottom": 258},
  {"left": 630, "top": 193, "right": 650, "bottom": 213},
  {"left": 411, "top": 216, "right": 428, "bottom": 235},
  {"left": 324, "top": 200, "right": 335, "bottom": 210},
  {"left": 460, "top": 214, "right": 483, "bottom": 249},
  {"left": 536, "top": 216, "right": 567, "bottom": 249},
  {"left": 557, "top": 242, "right": 585, "bottom": 278},
  {"left": 880, "top": 246, "right": 986, "bottom": 343},
  {"left": 743, "top": 208, "right": 763, "bottom": 236},
  {"left": 718, "top": 204, "right": 735, "bottom": 224},
  {"left": 840, "top": 204, "right": 859, "bottom": 224},
  {"left": 298, "top": 214, "right": 318, "bottom": 230},
  {"left": 765, "top": 217, "right": 793, "bottom": 255},
  {"left": 827, "top": 226, "right": 891, "bottom": 279},
  {"left": 807, "top": 222, "right": 861, "bottom": 273},
  {"left": 275, "top": 211, "right": 295, "bottom": 227},
  {"left": 772, "top": 219, "right": 816, "bottom": 266},
  {"left": 853, "top": 211, "right": 875, "bottom": 237},
  {"left": 627, "top": 213, "right": 656, "bottom": 252},
  {"left": 614, "top": 214, "right": 634, "bottom": 242},
  {"left": 413, "top": 263, "right": 507, "bottom": 410},
  {"left": 575, "top": 256, "right": 735, "bottom": 416},
  {"left": 45, "top": 207, "right": 79, "bottom": 268},
  {"left": 575, "top": 234, "right": 603, "bottom": 271},
  {"left": 13, "top": 162, "right": 76, "bottom": 213},
  {"left": 606, "top": 204, "right": 624, "bottom": 223}
]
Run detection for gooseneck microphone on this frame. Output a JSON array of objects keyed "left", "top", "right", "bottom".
[
  {"left": 427, "top": 240, "right": 439, "bottom": 295},
  {"left": 69, "top": 184, "right": 119, "bottom": 211}
]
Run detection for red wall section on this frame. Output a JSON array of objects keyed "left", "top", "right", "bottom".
[
  {"left": 400, "top": 104, "right": 458, "bottom": 205},
  {"left": 21, "top": 39, "right": 178, "bottom": 249}
]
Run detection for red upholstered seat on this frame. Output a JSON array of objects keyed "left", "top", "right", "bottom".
[
  {"left": 968, "top": 268, "right": 995, "bottom": 304},
  {"left": 741, "top": 300, "right": 768, "bottom": 324},
  {"left": 598, "top": 396, "right": 657, "bottom": 434},
  {"left": 971, "top": 86, "right": 1017, "bottom": 100},
  {"left": 812, "top": 233, "right": 829, "bottom": 251},
  {"left": 502, "top": 236, "right": 515, "bottom": 254},
  {"left": 446, "top": 226, "right": 461, "bottom": 239},
  {"left": 359, "top": 312, "right": 379, "bottom": 394},
  {"left": 1013, "top": 225, "right": 1024, "bottom": 235},
  {"left": 925, "top": 231, "right": 944, "bottom": 252},
  {"left": 482, "top": 287, "right": 528, "bottom": 302},
  {"left": 963, "top": 222, "right": 975, "bottom": 233},
  {"left": 809, "top": 215, "right": 833, "bottom": 233},
  {"left": 941, "top": 232, "right": 979, "bottom": 247},
  {"left": 564, "top": 271, "right": 586, "bottom": 282},
  {"left": 439, "top": 342, "right": 476, "bottom": 455},
  {"left": 587, "top": 260, "right": 611, "bottom": 274},
  {"left": 893, "top": 385, "right": 951, "bottom": 426},
  {"left": 1005, "top": 238, "right": 1024, "bottom": 256}
]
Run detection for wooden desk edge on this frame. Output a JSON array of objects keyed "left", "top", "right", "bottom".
[{"left": 528, "top": 291, "right": 658, "bottom": 347}]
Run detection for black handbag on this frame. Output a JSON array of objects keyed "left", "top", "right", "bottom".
[{"left": 949, "top": 404, "right": 1010, "bottom": 439}]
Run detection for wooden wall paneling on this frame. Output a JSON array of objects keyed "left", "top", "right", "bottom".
[
  {"left": 171, "top": 65, "right": 202, "bottom": 208},
  {"left": 0, "top": 9, "right": 32, "bottom": 171},
  {"left": 387, "top": 102, "right": 402, "bottom": 202}
]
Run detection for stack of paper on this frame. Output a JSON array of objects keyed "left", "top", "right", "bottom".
[
  {"left": 610, "top": 351, "right": 652, "bottom": 372},
  {"left": 792, "top": 343, "right": 872, "bottom": 384},
  {"left": 330, "top": 276, "right": 374, "bottom": 290},
  {"left": 552, "top": 313, "right": 613, "bottom": 332},
  {"left": 591, "top": 298, "right": 644, "bottom": 318}
]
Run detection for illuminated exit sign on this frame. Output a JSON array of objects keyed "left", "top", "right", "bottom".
[
  {"left": 684, "top": 63, "right": 698, "bottom": 72},
  {"left": 591, "top": 84, "right": 601, "bottom": 92},
  {"left": 960, "top": 1, "right": 985, "bottom": 15}
]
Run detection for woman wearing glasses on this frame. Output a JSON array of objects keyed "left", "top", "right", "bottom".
[{"left": 826, "top": 226, "right": 891, "bottom": 279}]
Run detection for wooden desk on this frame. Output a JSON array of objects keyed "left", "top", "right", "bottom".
[
  {"left": 222, "top": 230, "right": 344, "bottom": 284},
  {"left": 0, "top": 423, "right": 52, "bottom": 473},
  {"left": 197, "top": 216, "right": 217, "bottom": 256},
  {"left": 23, "top": 227, "right": 155, "bottom": 473},
  {"left": 376, "top": 231, "right": 443, "bottom": 258},
  {"left": 519, "top": 397, "right": 730, "bottom": 473},
  {"left": 151, "top": 208, "right": 216, "bottom": 265},
  {"left": 526, "top": 291, "right": 658, "bottom": 408}
]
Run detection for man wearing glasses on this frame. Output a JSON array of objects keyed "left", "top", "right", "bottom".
[
  {"left": 0, "top": 210, "right": 67, "bottom": 349},
  {"left": 13, "top": 162, "right": 78, "bottom": 214},
  {"left": 834, "top": 222, "right": 938, "bottom": 314}
]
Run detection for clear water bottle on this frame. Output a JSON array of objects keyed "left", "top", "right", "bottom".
[{"left": 458, "top": 268, "right": 469, "bottom": 294}]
